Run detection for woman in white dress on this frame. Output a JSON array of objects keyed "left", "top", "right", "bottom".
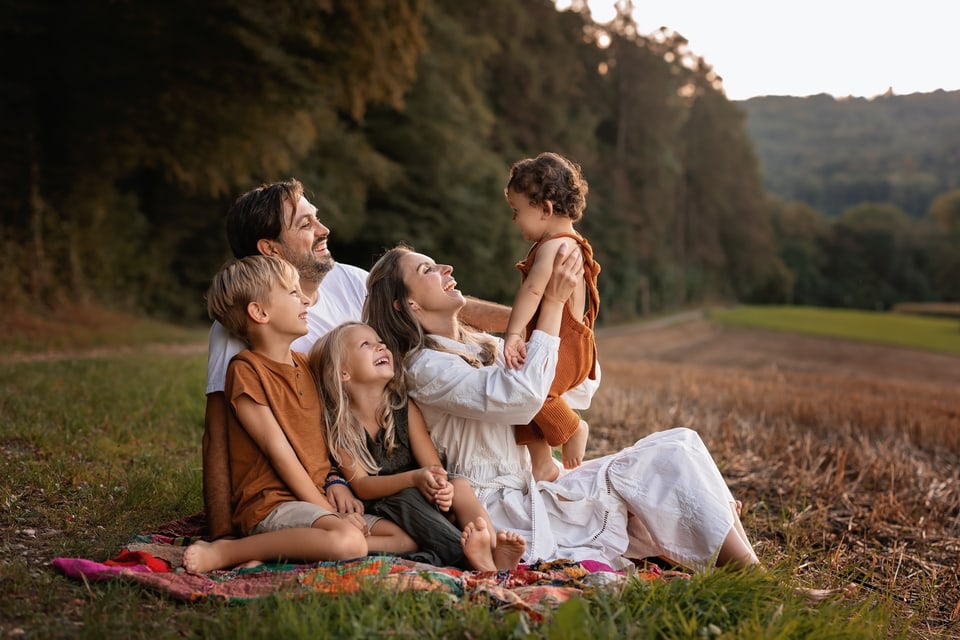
[{"left": 363, "top": 243, "right": 760, "bottom": 572}]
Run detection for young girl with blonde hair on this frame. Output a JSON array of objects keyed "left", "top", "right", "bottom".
[{"left": 309, "top": 321, "right": 525, "bottom": 571}]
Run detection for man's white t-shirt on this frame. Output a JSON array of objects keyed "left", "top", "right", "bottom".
[{"left": 205, "top": 262, "right": 369, "bottom": 395}]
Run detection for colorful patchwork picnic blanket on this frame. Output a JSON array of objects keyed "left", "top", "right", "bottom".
[{"left": 52, "top": 512, "right": 681, "bottom": 620}]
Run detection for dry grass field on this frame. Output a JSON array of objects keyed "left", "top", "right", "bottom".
[{"left": 589, "top": 318, "right": 960, "bottom": 638}]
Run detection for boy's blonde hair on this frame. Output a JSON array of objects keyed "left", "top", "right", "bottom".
[
  {"left": 206, "top": 255, "right": 300, "bottom": 345},
  {"left": 309, "top": 321, "right": 406, "bottom": 477}
]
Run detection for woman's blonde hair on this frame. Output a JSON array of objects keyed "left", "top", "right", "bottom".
[
  {"left": 310, "top": 321, "right": 406, "bottom": 477},
  {"left": 363, "top": 244, "right": 498, "bottom": 370}
]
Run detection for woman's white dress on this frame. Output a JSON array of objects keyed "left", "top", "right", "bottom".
[{"left": 407, "top": 330, "right": 736, "bottom": 571}]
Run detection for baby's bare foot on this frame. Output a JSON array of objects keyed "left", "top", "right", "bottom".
[
  {"left": 561, "top": 420, "right": 589, "bottom": 470},
  {"left": 182, "top": 540, "right": 229, "bottom": 574},
  {"left": 461, "top": 518, "right": 497, "bottom": 572},
  {"left": 492, "top": 529, "right": 526, "bottom": 570},
  {"left": 528, "top": 439, "right": 560, "bottom": 482}
]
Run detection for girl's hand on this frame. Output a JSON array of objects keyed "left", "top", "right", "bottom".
[
  {"left": 327, "top": 483, "right": 365, "bottom": 514},
  {"left": 412, "top": 467, "right": 445, "bottom": 504},
  {"left": 433, "top": 481, "right": 454, "bottom": 512}
]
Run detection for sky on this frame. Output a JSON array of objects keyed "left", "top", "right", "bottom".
[{"left": 575, "top": 0, "right": 959, "bottom": 101}]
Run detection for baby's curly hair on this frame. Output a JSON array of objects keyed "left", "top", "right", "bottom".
[{"left": 505, "top": 152, "right": 588, "bottom": 221}]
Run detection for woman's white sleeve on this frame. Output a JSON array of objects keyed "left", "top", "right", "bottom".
[{"left": 409, "top": 331, "right": 560, "bottom": 425}]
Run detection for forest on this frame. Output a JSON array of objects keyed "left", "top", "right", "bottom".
[
  {"left": 740, "top": 90, "right": 960, "bottom": 218},
  {"left": 2, "top": 0, "right": 958, "bottom": 325}
]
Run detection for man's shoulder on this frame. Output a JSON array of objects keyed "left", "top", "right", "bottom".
[{"left": 328, "top": 261, "right": 369, "bottom": 284}]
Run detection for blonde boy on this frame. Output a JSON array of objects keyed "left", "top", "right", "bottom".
[{"left": 183, "top": 255, "right": 414, "bottom": 572}]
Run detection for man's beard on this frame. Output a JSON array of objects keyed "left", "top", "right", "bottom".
[{"left": 286, "top": 248, "right": 334, "bottom": 282}]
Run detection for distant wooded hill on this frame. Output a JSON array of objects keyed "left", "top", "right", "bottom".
[{"left": 737, "top": 90, "right": 960, "bottom": 217}]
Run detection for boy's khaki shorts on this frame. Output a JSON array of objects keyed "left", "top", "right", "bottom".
[{"left": 250, "top": 501, "right": 381, "bottom": 534}]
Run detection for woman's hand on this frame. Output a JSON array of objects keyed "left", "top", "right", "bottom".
[{"left": 542, "top": 244, "right": 583, "bottom": 305}]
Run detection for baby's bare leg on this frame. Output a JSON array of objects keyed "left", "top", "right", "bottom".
[
  {"left": 527, "top": 439, "right": 560, "bottom": 482},
  {"left": 561, "top": 419, "right": 589, "bottom": 470}
]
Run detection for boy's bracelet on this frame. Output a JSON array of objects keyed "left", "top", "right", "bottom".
[{"left": 323, "top": 478, "right": 350, "bottom": 491}]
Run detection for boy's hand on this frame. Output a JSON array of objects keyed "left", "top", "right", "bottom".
[
  {"left": 342, "top": 512, "right": 369, "bottom": 536},
  {"left": 503, "top": 333, "right": 527, "bottom": 370},
  {"left": 327, "top": 483, "right": 365, "bottom": 514}
]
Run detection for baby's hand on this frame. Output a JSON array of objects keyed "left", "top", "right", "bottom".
[{"left": 503, "top": 333, "right": 527, "bottom": 370}]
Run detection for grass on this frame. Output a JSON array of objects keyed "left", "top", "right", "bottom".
[
  {"left": 0, "top": 305, "right": 209, "bottom": 354},
  {"left": 4, "top": 310, "right": 954, "bottom": 638},
  {"left": 708, "top": 305, "right": 960, "bottom": 356}
]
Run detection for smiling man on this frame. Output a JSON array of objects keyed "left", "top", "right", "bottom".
[{"left": 203, "top": 179, "right": 510, "bottom": 540}]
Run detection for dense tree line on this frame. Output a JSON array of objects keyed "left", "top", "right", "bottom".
[
  {"left": 1, "top": 1, "right": 955, "bottom": 324},
  {"left": 740, "top": 91, "right": 960, "bottom": 218}
]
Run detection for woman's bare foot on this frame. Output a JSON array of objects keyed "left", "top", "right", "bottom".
[
  {"left": 460, "top": 518, "right": 497, "bottom": 572},
  {"left": 561, "top": 420, "right": 589, "bottom": 470},
  {"left": 528, "top": 439, "right": 560, "bottom": 482},
  {"left": 182, "top": 539, "right": 231, "bottom": 573},
  {"left": 492, "top": 530, "right": 526, "bottom": 570}
]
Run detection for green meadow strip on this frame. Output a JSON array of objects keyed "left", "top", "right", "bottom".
[{"left": 709, "top": 305, "right": 960, "bottom": 356}]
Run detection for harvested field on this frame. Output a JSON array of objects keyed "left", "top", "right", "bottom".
[{"left": 590, "top": 319, "right": 960, "bottom": 638}]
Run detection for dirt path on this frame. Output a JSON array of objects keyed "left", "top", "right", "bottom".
[{"left": 598, "top": 317, "right": 960, "bottom": 387}]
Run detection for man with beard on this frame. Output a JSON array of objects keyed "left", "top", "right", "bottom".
[{"left": 203, "top": 179, "right": 510, "bottom": 540}]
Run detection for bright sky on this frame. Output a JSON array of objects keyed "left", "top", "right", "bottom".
[{"left": 576, "top": 0, "right": 959, "bottom": 100}]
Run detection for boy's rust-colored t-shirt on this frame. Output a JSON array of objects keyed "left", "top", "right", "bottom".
[{"left": 226, "top": 349, "right": 330, "bottom": 534}]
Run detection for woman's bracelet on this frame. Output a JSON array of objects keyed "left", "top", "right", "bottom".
[{"left": 323, "top": 477, "right": 350, "bottom": 491}]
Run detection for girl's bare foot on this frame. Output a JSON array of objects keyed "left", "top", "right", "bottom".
[
  {"left": 492, "top": 530, "right": 526, "bottom": 570},
  {"left": 460, "top": 518, "right": 497, "bottom": 572},
  {"left": 182, "top": 539, "right": 230, "bottom": 573},
  {"left": 561, "top": 420, "right": 589, "bottom": 470}
]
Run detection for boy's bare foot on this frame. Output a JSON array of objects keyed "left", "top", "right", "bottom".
[
  {"left": 492, "top": 529, "right": 526, "bottom": 570},
  {"left": 561, "top": 420, "right": 589, "bottom": 470},
  {"left": 182, "top": 539, "right": 229, "bottom": 574},
  {"left": 528, "top": 439, "right": 560, "bottom": 482},
  {"left": 460, "top": 518, "right": 497, "bottom": 572}
]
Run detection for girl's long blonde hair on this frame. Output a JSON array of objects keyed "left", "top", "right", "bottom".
[{"left": 309, "top": 321, "right": 406, "bottom": 477}]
